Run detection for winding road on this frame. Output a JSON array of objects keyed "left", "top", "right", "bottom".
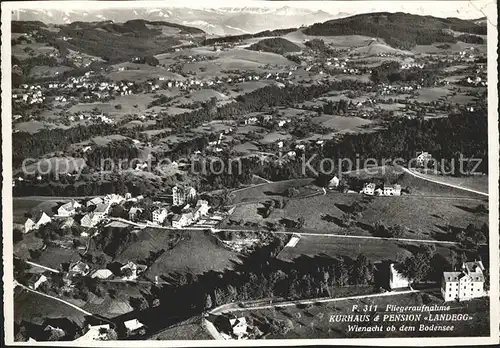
[{"left": 400, "top": 167, "right": 489, "bottom": 197}]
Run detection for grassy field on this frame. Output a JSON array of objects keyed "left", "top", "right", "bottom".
[
  {"left": 14, "top": 287, "right": 87, "bottom": 326},
  {"left": 115, "top": 228, "right": 183, "bottom": 264},
  {"left": 277, "top": 234, "right": 458, "bottom": 262},
  {"left": 229, "top": 291, "right": 489, "bottom": 338},
  {"left": 311, "top": 115, "right": 373, "bottom": 132},
  {"left": 149, "top": 316, "right": 212, "bottom": 340},
  {"left": 76, "top": 282, "right": 150, "bottom": 318},
  {"left": 229, "top": 182, "right": 487, "bottom": 242},
  {"left": 145, "top": 231, "right": 243, "bottom": 279},
  {"left": 230, "top": 178, "right": 315, "bottom": 205},
  {"left": 13, "top": 198, "right": 59, "bottom": 224},
  {"left": 14, "top": 233, "right": 44, "bottom": 260},
  {"left": 14, "top": 121, "right": 70, "bottom": 134},
  {"left": 35, "top": 246, "right": 81, "bottom": 270},
  {"left": 409, "top": 172, "right": 488, "bottom": 194}
]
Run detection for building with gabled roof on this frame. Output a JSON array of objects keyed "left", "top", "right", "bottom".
[
  {"left": 57, "top": 200, "right": 82, "bottom": 217},
  {"left": 24, "top": 211, "right": 52, "bottom": 233},
  {"left": 441, "top": 260, "right": 486, "bottom": 302}
]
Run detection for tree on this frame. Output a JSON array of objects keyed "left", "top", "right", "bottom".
[
  {"left": 296, "top": 217, "right": 305, "bottom": 229},
  {"left": 388, "top": 224, "right": 406, "bottom": 238},
  {"left": 14, "top": 229, "right": 24, "bottom": 243},
  {"left": 205, "top": 294, "right": 213, "bottom": 310},
  {"left": 341, "top": 213, "right": 354, "bottom": 227},
  {"left": 130, "top": 296, "right": 148, "bottom": 311},
  {"left": 351, "top": 254, "right": 374, "bottom": 285}
]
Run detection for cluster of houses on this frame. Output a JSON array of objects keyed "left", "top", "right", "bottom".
[
  {"left": 401, "top": 62, "right": 425, "bottom": 70},
  {"left": 22, "top": 185, "right": 220, "bottom": 233},
  {"left": 360, "top": 183, "right": 402, "bottom": 196},
  {"left": 462, "top": 75, "right": 487, "bottom": 87},
  {"left": 151, "top": 185, "right": 216, "bottom": 228},
  {"left": 12, "top": 86, "right": 45, "bottom": 105},
  {"left": 389, "top": 260, "right": 488, "bottom": 302},
  {"left": 66, "top": 112, "right": 114, "bottom": 124},
  {"left": 22, "top": 193, "right": 142, "bottom": 233}
]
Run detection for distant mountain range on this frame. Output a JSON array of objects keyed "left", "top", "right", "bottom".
[{"left": 13, "top": 7, "right": 339, "bottom": 36}]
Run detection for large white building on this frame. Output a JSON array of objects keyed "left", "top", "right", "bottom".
[
  {"left": 441, "top": 261, "right": 486, "bottom": 302},
  {"left": 389, "top": 263, "right": 411, "bottom": 289}
]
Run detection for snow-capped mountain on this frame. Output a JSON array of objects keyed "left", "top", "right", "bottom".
[{"left": 13, "top": 7, "right": 338, "bottom": 36}]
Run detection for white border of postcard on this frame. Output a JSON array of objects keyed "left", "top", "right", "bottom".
[{"left": 2, "top": 1, "right": 499, "bottom": 346}]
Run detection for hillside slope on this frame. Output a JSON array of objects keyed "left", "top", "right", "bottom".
[
  {"left": 303, "top": 12, "right": 486, "bottom": 50},
  {"left": 11, "top": 20, "right": 205, "bottom": 63},
  {"left": 246, "top": 37, "right": 301, "bottom": 55}
]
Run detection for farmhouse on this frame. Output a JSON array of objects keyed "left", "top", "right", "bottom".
[
  {"left": 69, "top": 261, "right": 90, "bottom": 277},
  {"left": 81, "top": 213, "right": 101, "bottom": 228},
  {"left": 389, "top": 263, "right": 412, "bottom": 290},
  {"left": 75, "top": 324, "right": 111, "bottom": 342},
  {"left": 91, "top": 269, "right": 113, "bottom": 280},
  {"left": 441, "top": 260, "right": 486, "bottom": 302},
  {"left": 120, "top": 261, "right": 144, "bottom": 281},
  {"left": 328, "top": 176, "right": 340, "bottom": 189},
  {"left": 383, "top": 184, "right": 401, "bottom": 196},
  {"left": 24, "top": 212, "right": 52, "bottom": 233},
  {"left": 86, "top": 197, "right": 104, "bottom": 207},
  {"left": 57, "top": 200, "right": 82, "bottom": 217},
  {"left": 27, "top": 274, "right": 48, "bottom": 290},
  {"left": 124, "top": 319, "right": 145, "bottom": 335}
]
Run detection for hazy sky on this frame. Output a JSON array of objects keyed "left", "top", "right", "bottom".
[{"left": 10, "top": 0, "right": 493, "bottom": 20}]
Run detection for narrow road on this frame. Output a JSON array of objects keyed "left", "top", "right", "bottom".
[
  {"left": 109, "top": 218, "right": 463, "bottom": 245},
  {"left": 400, "top": 167, "right": 488, "bottom": 197},
  {"left": 204, "top": 287, "right": 438, "bottom": 339},
  {"left": 25, "top": 260, "right": 60, "bottom": 273}
]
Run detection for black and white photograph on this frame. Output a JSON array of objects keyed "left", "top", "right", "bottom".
[{"left": 1, "top": 0, "right": 498, "bottom": 345}]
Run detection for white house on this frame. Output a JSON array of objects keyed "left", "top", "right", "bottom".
[
  {"left": 86, "top": 197, "right": 104, "bottom": 207},
  {"left": 81, "top": 205, "right": 108, "bottom": 228},
  {"left": 152, "top": 208, "right": 168, "bottom": 225},
  {"left": 24, "top": 212, "right": 52, "bottom": 233},
  {"left": 69, "top": 261, "right": 90, "bottom": 276},
  {"left": 441, "top": 260, "right": 486, "bottom": 302},
  {"left": 229, "top": 317, "right": 248, "bottom": 339},
  {"left": 124, "top": 319, "right": 145, "bottom": 334},
  {"left": 74, "top": 324, "right": 111, "bottom": 342},
  {"left": 382, "top": 184, "right": 401, "bottom": 196},
  {"left": 104, "top": 193, "right": 125, "bottom": 205},
  {"left": 193, "top": 200, "right": 210, "bottom": 220},
  {"left": 27, "top": 274, "right": 48, "bottom": 290},
  {"left": 415, "top": 151, "right": 432, "bottom": 167},
  {"left": 91, "top": 269, "right": 113, "bottom": 280},
  {"left": 328, "top": 176, "right": 340, "bottom": 189},
  {"left": 57, "top": 200, "right": 82, "bottom": 217},
  {"left": 128, "top": 207, "right": 143, "bottom": 221},
  {"left": 120, "top": 261, "right": 140, "bottom": 280},
  {"left": 389, "top": 263, "right": 411, "bottom": 290},
  {"left": 361, "top": 183, "right": 376, "bottom": 196}
]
